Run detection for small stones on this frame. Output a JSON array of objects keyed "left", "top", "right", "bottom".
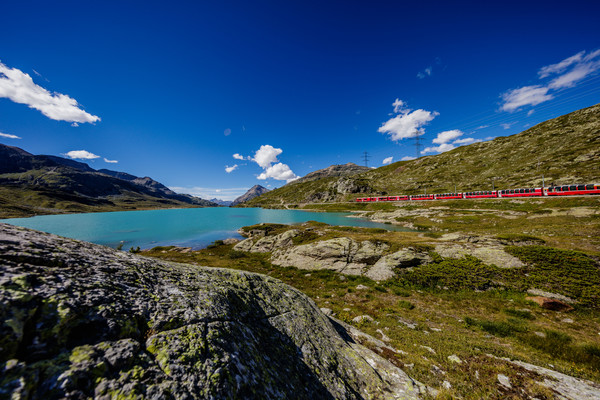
[
  {"left": 356, "top": 284, "right": 369, "bottom": 290},
  {"left": 561, "top": 318, "right": 574, "bottom": 323},
  {"left": 497, "top": 374, "right": 512, "bottom": 389},
  {"left": 534, "top": 331, "right": 546, "bottom": 338},
  {"left": 420, "top": 345, "right": 436, "bottom": 354},
  {"left": 442, "top": 380, "right": 452, "bottom": 389},
  {"left": 352, "top": 315, "right": 374, "bottom": 324},
  {"left": 398, "top": 318, "right": 417, "bottom": 330},
  {"left": 376, "top": 329, "right": 391, "bottom": 343},
  {"left": 447, "top": 355, "right": 462, "bottom": 364}
]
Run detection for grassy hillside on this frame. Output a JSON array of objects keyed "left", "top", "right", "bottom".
[{"left": 246, "top": 104, "right": 600, "bottom": 207}]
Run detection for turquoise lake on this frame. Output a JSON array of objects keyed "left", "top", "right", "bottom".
[{"left": 2, "top": 207, "right": 406, "bottom": 250}]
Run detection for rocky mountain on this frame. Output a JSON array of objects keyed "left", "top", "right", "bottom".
[
  {"left": 246, "top": 103, "right": 600, "bottom": 206},
  {"left": 0, "top": 223, "right": 425, "bottom": 399},
  {"left": 231, "top": 184, "right": 269, "bottom": 206},
  {"left": 0, "top": 144, "right": 216, "bottom": 218},
  {"left": 291, "top": 162, "right": 371, "bottom": 185},
  {"left": 209, "top": 198, "right": 233, "bottom": 206}
]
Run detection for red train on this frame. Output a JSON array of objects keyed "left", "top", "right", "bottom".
[{"left": 355, "top": 184, "right": 600, "bottom": 202}]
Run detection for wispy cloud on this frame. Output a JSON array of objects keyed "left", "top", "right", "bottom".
[
  {"left": 417, "top": 66, "right": 433, "bottom": 79},
  {"left": 0, "top": 131, "right": 21, "bottom": 139},
  {"left": 103, "top": 158, "right": 118, "bottom": 163},
  {"left": 378, "top": 98, "right": 439, "bottom": 141},
  {"left": 501, "top": 123, "right": 513, "bottom": 130},
  {"left": 0, "top": 61, "right": 100, "bottom": 123},
  {"left": 382, "top": 156, "right": 393, "bottom": 165},
  {"left": 453, "top": 137, "right": 479, "bottom": 145},
  {"left": 64, "top": 150, "right": 100, "bottom": 160},
  {"left": 432, "top": 129, "right": 463, "bottom": 144},
  {"left": 224, "top": 128, "right": 231, "bottom": 136},
  {"left": 501, "top": 85, "right": 553, "bottom": 112},
  {"left": 225, "top": 164, "right": 238, "bottom": 173},
  {"left": 401, "top": 156, "right": 416, "bottom": 161},
  {"left": 501, "top": 49, "right": 600, "bottom": 112}
]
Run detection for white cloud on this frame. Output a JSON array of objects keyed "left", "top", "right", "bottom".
[
  {"left": 257, "top": 162, "right": 299, "bottom": 182},
  {"left": 0, "top": 131, "right": 21, "bottom": 139},
  {"left": 233, "top": 153, "right": 246, "bottom": 160},
  {"left": 501, "top": 49, "right": 600, "bottom": 112},
  {"left": 224, "top": 128, "right": 231, "bottom": 136},
  {"left": 527, "top": 109, "right": 535, "bottom": 116},
  {"left": 225, "top": 164, "right": 238, "bottom": 173},
  {"left": 432, "top": 129, "right": 463, "bottom": 144},
  {"left": 453, "top": 137, "right": 480, "bottom": 145},
  {"left": 64, "top": 150, "right": 100, "bottom": 160},
  {"left": 379, "top": 99, "right": 439, "bottom": 141},
  {"left": 501, "top": 85, "right": 553, "bottom": 112},
  {"left": 252, "top": 145, "right": 283, "bottom": 168},
  {"left": 548, "top": 60, "right": 600, "bottom": 89},
  {"left": 169, "top": 186, "right": 249, "bottom": 201},
  {"left": 392, "top": 98, "right": 408, "bottom": 113},
  {"left": 382, "top": 156, "right": 393, "bottom": 165},
  {"left": 417, "top": 66, "right": 433, "bottom": 79},
  {"left": 422, "top": 143, "right": 455, "bottom": 154},
  {"left": 501, "top": 123, "right": 513, "bottom": 130},
  {"left": 0, "top": 61, "right": 100, "bottom": 123},
  {"left": 103, "top": 158, "right": 118, "bottom": 163},
  {"left": 401, "top": 156, "right": 416, "bottom": 161},
  {"left": 538, "top": 51, "right": 585, "bottom": 78}
]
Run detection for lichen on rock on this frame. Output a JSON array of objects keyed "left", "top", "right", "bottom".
[{"left": 0, "top": 223, "right": 423, "bottom": 399}]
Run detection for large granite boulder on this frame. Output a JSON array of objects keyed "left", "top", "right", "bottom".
[
  {"left": 0, "top": 223, "right": 422, "bottom": 399},
  {"left": 271, "top": 238, "right": 389, "bottom": 276}
]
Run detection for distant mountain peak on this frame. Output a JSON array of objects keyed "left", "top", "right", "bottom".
[{"left": 231, "top": 185, "right": 269, "bottom": 206}]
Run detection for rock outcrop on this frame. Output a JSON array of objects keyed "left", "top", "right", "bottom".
[
  {"left": 0, "top": 223, "right": 423, "bottom": 399},
  {"left": 271, "top": 238, "right": 390, "bottom": 276},
  {"left": 235, "top": 229, "right": 435, "bottom": 280}
]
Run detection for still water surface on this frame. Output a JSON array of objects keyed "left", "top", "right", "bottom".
[{"left": 2, "top": 207, "right": 406, "bottom": 250}]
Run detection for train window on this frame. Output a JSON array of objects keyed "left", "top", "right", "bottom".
[
  {"left": 570, "top": 186, "right": 576, "bottom": 191},
  {"left": 586, "top": 184, "right": 594, "bottom": 190},
  {"left": 577, "top": 185, "right": 585, "bottom": 190},
  {"left": 525, "top": 189, "right": 529, "bottom": 193}
]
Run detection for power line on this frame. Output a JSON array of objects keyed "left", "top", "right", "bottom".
[
  {"left": 414, "top": 132, "right": 422, "bottom": 159},
  {"left": 362, "top": 151, "right": 371, "bottom": 167}
]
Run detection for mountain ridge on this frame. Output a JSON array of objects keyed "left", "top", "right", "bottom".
[{"left": 0, "top": 144, "right": 216, "bottom": 218}]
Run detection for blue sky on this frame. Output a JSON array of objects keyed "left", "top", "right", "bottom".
[{"left": 1, "top": 1, "right": 599, "bottom": 200}]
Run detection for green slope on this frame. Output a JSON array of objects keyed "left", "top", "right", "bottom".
[{"left": 246, "top": 103, "right": 600, "bottom": 207}]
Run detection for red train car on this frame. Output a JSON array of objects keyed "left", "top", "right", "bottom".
[
  {"left": 464, "top": 191, "right": 497, "bottom": 199},
  {"left": 546, "top": 184, "right": 600, "bottom": 196},
  {"left": 410, "top": 194, "right": 435, "bottom": 201},
  {"left": 435, "top": 193, "right": 463, "bottom": 200},
  {"left": 498, "top": 188, "right": 542, "bottom": 198}
]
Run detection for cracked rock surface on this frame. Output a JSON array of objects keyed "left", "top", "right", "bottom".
[{"left": 0, "top": 223, "right": 422, "bottom": 399}]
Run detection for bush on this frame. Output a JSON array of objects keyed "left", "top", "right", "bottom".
[
  {"left": 398, "top": 300, "right": 415, "bottom": 310},
  {"left": 504, "top": 308, "right": 535, "bottom": 320},
  {"left": 228, "top": 250, "right": 246, "bottom": 259}
]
